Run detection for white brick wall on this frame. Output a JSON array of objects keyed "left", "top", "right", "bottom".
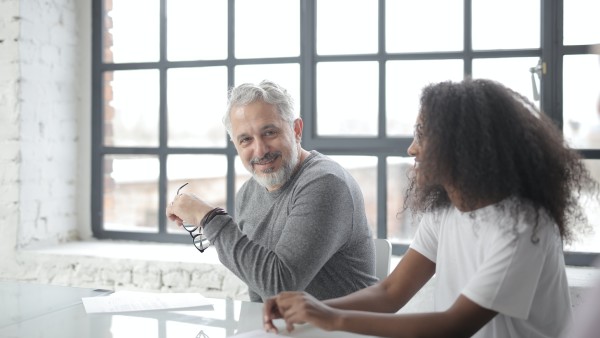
[
  {"left": 14, "top": 248, "right": 248, "bottom": 299},
  {"left": 0, "top": 0, "right": 22, "bottom": 271},
  {"left": 0, "top": 0, "right": 248, "bottom": 300},
  {"left": 18, "top": 0, "right": 79, "bottom": 248}
]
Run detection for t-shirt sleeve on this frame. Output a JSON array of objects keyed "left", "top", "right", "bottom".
[{"left": 409, "top": 213, "right": 440, "bottom": 264}]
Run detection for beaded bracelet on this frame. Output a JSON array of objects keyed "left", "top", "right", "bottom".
[{"left": 200, "top": 207, "right": 228, "bottom": 228}]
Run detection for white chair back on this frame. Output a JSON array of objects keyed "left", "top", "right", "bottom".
[{"left": 373, "top": 238, "right": 392, "bottom": 281}]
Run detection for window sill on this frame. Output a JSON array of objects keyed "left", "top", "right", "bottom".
[
  {"left": 23, "top": 241, "right": 600, "bottom": 287},
  {"left": 13, "top": 239, "right": 248, "bottom": 300},
  {"left": 21, "top": 239, "right": 222, "bottom": 265}
]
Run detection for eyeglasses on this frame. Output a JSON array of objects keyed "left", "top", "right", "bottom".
[
  {"left": 176, "top": 182, "right": 211, "bottom": 253},
  {"left": 413, "top": 123, "right": 424, "bottom": 145}
]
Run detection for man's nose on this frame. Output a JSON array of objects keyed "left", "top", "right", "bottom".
[{"left": 253, "top": 137, "right": 269, "bottom": 158}]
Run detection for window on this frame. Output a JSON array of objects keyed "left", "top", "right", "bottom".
[{"left": 92, "top": 0, "right": 600, "bottom": 266}]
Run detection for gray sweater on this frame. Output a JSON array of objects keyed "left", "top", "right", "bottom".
[{"left": 204, "top": 151, "right": 377, "bottom": 302}]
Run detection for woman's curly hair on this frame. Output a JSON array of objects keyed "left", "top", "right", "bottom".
[{"left": 405, "top": 78, "right": 597, "bottom": 243}]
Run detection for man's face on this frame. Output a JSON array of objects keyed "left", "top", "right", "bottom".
[{"left": 229, "top": 100, "right": 301, "bottom": 191}]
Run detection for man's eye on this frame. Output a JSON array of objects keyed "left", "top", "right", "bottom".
[
  {"left": 264, "top": 130, "right": 276, "bottom": 136},
  {"left": 239, "top": 137, "right": 251, "bottom": 144}
]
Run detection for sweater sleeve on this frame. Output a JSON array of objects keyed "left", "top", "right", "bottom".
[{"left": 204, "top": 172, "right": 356, "bottom": 302}]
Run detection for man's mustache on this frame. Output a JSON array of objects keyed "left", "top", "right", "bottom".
[{"left": 250, "top": 151, "right": 281, "bottom": 165}]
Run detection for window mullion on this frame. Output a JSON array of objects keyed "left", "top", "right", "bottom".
[{"left": 541, "top": 0, "right": 563, "bottom": 127}]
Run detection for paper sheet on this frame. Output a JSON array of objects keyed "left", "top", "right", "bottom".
[{"left": 82, "top": 290, "right": 213, "bottom": 313}]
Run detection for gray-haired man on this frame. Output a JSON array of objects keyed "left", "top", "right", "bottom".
[{"left": 167, "top": 80, "right": 377, "bottom": 302}]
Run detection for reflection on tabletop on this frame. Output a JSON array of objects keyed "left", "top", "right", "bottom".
[
  {"left": 80, "top": 298, "right": 375, "bottom": 338},
  {"left": 0, "top": 281, "right": 377, "bottom": 338}
]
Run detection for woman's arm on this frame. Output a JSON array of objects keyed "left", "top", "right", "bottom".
[
  {"left": 263, "top": 248, "right": 441, "bottom": 333},
  {"left": 324, "top": 248, "right": 436, "bottom": 313},
  {"left": 270, "top": 292, "right": 497, "bottom": 338},
  {"left": 338, "top": 294, "right": 498, "bottom": 338}
]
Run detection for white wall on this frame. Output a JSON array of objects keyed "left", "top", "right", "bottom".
[
  {"left": 0, "top": 0, "right": 21, "bottom": 269},
  {"left": 0, "top": 0, "right": 81, "bottom": 262},
  {"left": 18, "top": 0, "right": 80, "bottom": 248}
]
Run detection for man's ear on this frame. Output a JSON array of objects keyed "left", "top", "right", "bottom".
[{"left": 293, "top": 118, "right": 303, "bottom": 141}]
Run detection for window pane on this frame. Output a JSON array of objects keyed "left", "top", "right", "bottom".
[
  {"left": 564, "top": 0, "right": 600, "bottom": 46},
  {"left": 104, "top": 155, "right": 159, "bottom": 232},
  {"left": 386, "top": 60, "right": 463, "bottom": 136},
  {"left": 168, "top": 67, "right": 228, "bottom": 148},
  {"left": 235, "top": 0, "right": 300, "bottom": 58},
  {"left": 167, "top": 0, "right": 227, "bottom": 61},
  {"left": 387, "top": 157, "right": 416, "bottom": 244},
  {"left": 104, "top": 0, "right": 159, "bottom": 63},
  {"left": 472, "top": 57, "right": 540, "bottom": 107},
  {"left": 235, "top": 64, "right": 301, "bottom": 116},
  {"left": 563, "top": 55, "right": 600, "bottom": 148},
  {"left": 317, "top": 0, "right": 378, "bottom": 55},
  {"left": 386, "top": 0, "right": 463, "bottom": 53},
  {"left": 167, "top": 155, "right": 227, "bottom": 233},
  {"left": 329, "top": 156, "right": 378, "bottom": 236},
  {"left": 472, "top": 0, "right": 540, "bottom": 50},
  {"left": 317, "top": 61, "right": 379, "bottom": 136},
  {"left": 565, "top": 160, "right": 600, "bottom": 254},
  {"left": 104, "top": 70, "right": 159, "bottom": 147}
]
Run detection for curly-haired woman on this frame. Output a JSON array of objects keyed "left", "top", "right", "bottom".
[{"left": 263, "top": 78, "right": 598, "bottom": 338}]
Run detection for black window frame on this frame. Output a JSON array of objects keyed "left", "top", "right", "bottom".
[{"left": 92, "top": 0, "right": 599, "bottom": 266}]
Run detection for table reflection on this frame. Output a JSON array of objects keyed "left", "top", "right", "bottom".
[
  {"left": 0, "top": 282, "right": 375, "bottom": 337},
  {"left": 90, "top": 297, "right": 250, "bottom": 338},
  {"left": 0, "top": 292, "right": 259, "bottom": 338}
]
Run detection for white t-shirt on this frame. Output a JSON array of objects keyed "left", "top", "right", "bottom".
[{"left": 410, "top": 198, "right": 572, "bottom": 338}]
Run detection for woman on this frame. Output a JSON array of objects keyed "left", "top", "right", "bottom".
[{"left": 262, "top": 78, "right": 597, "bottom": 338}]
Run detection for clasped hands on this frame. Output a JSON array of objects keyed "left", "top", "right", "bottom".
[{"left": 262, "top": 292, "right": 341, "bottom": 334}]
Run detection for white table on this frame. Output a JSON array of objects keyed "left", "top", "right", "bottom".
[
  {"left": 0, "top": 281, "right": 377, "bottom": 338},
  {"left": 0, "top": 280, "right": 109, "bottom": 328}
]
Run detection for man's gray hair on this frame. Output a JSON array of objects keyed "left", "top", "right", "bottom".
[{"left": 222, "top": 80, "right": 296, "bottom": 137}]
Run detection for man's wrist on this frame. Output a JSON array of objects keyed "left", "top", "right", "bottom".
[{"left": 200, "top": 207, "right": 228, "bottom": 228}]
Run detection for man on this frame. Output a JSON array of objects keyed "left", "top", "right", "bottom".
[
  {"left": 264, "top": 78, "right": 596, "bottom": 337},
  {"left": 167, "top": 80, "right": 377, "bottom": 302}
]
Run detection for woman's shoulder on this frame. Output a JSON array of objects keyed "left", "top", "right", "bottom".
[{"left": 477, "top": 197, "right": 560, "bottom": 241}]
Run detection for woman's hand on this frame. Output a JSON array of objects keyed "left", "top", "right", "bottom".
[{"left": 263, "top": 292, "right": 341, "bottom": 333}]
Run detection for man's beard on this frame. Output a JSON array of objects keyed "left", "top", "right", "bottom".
[{"left": 250, "top": 143, "right": 299, "bottom": 189}]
